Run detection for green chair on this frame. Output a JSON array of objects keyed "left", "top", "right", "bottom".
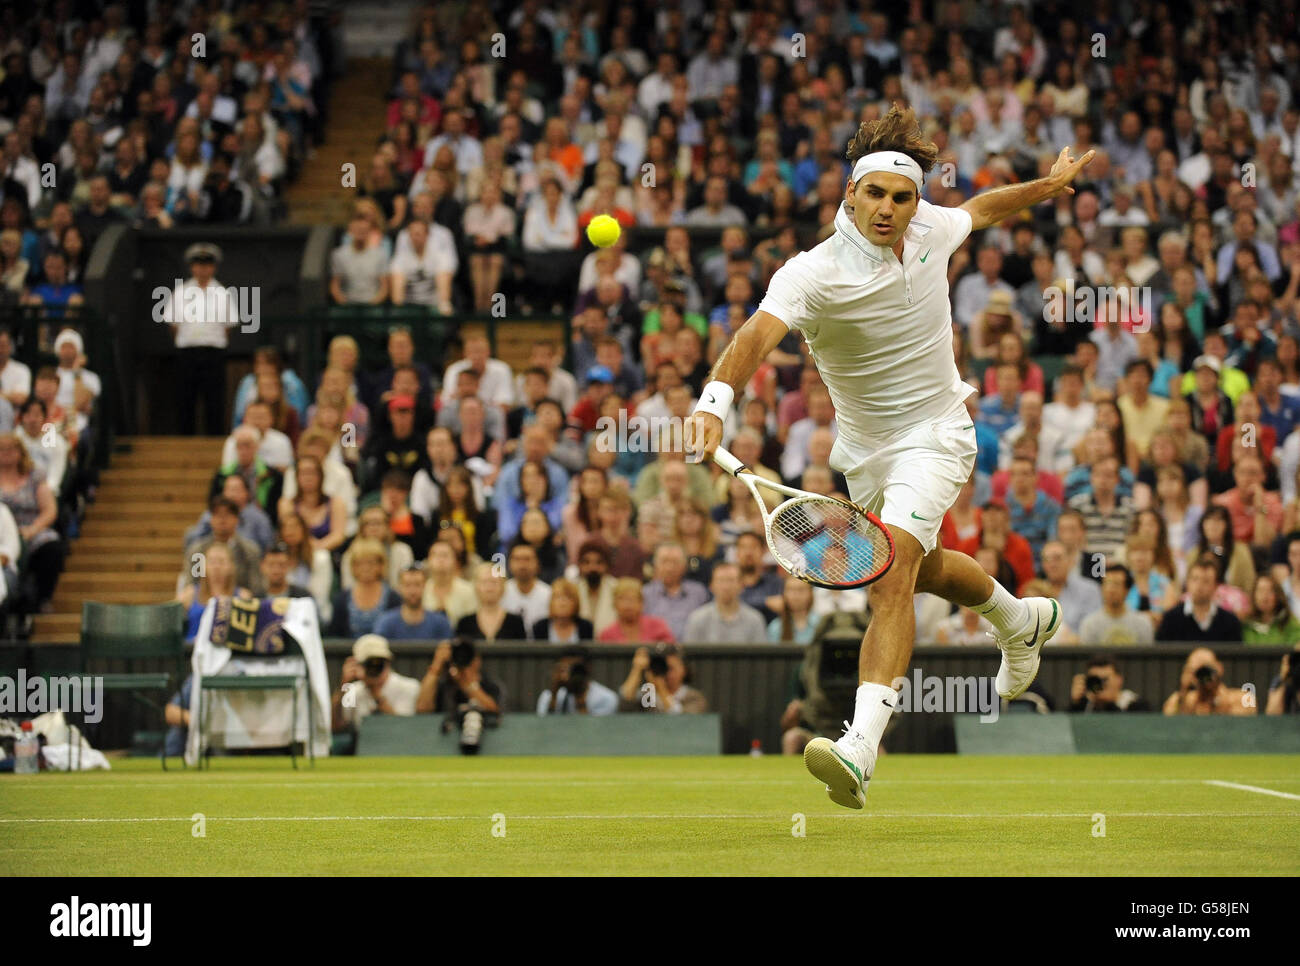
[
  {"left": 79, "top": 601, "right": 186, "bottom": 770},
  {"left": 195, "top": 635, "right": 315, "bottom": 769}
]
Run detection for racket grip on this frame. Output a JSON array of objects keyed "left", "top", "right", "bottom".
[{"left": 712, "top": 446, "right": 747, "bottom": 477}]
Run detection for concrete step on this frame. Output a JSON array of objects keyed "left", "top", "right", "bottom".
[
  {"left": 64, "top": 552, "right": 185, "bottom": 572},
  {"left": 57, "top": 573, "right": 175, "bottom": 592},
  {"left": 48, "top": 591, "right": 176, "bottom": 612}
]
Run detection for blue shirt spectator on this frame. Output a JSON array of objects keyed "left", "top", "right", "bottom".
[{"left": 374, "top": 606, "right": 453, "bottom": 640}]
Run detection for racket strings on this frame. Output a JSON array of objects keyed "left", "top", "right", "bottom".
[{"left": 769, "top": 498, "right": 890, "bottom": 586}]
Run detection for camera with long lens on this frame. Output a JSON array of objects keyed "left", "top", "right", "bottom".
[{"left": 1194, "top": 665, "right": 1218, "bottom": 687}]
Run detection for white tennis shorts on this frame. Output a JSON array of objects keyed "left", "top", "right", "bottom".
[{"left": 830, "top": 399, "right": 978, "bottom": 556}]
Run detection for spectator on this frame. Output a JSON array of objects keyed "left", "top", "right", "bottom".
[
  {"left": 572, "top": 537, "right": 619, "bottom": 632},
  {"left": 618, "top": 643, "right": 707, "bottom": 713},
  {"left": 1038, "top": 539, "right": 1102, "bottom": 633},
  {"left": 389, "top": 218, "right": 456, "bottom": 313},
  {"left": 733, "top": 530, "right": 785, "bottom": 621},
  {"left": 331, "top": 633, "right": 422, "bottom": 734},
  {"left": 374, "top": 565, "right": 453, "bottom": 641},
  {"left": 327, "top": 539, "right": 400, "bottom": 638},
  {"left": 537, "top": 647, "right": 619, "bottom": 715},
  {"left": 598, "top": 576, "right": 675, "bottom": 643},
  {"left": 684, "top": 562, "right": 767, "bottom": 643},
  {"left": 1156, "top": 557, "right": 1244, "bottom": 643},
  {"left": 0, "top": 329, "right": 31, "bottom": 407},
  {"left": 1068, "top": 656, "right": 1150, "bottom": 712},
  {"left": 215, "top": 425, "right": 284, "bottom": 515},
  {"left": 181, "top": 496, "right": 263, "bottom": 597},
  {"left": 186, "top": 473, "right": 272, "bottom": 552},
  {"left": 15, "top": 399, "right": 64, "bottom": 496},
  {"left": 277, "top": 511, "right": 334, "bottom": 615},
  {"left": 1211, "top": 453, "right": 1282, "bottom": 553},
  {"left": 1194, "top": 505, "right": 1255, "bottom": 597},
  {"left": 533, "top": 577, "right": 594, "bottom": 643},
  {"left": 456, "top": 561, "right": 527, "bottom": 642},
  {"left": 932, "top": 606, "right": 996, "bottom": 645},
  {"left": 1005, "top": 455, "right": 1060, "bottom": 563},
  {"left": 176, "top": 541, "right": 242, "bottom": 641},
  {"left": 439, "top": 332, "right": 516, "bottom": 412},
  {"left": 978, "top": 363, "right": 1023, "bottom": 437},
  {"left": 643, "top": 543, "right": 711, "bottom": 643},
  {"left": 1185, "top": 354, "right": 1234, "bottom": 445},
  {"left": 1078, "top": 564, "right": 1154, "bottom": 644},
  {"left": 1242, "top": 574, "right": 1300, "bottom": 645},
  {"left": 1067, "top": 456, "right": 1135, "bottom": 562},
  {"left": 1042, "top": 365, "right": 1097, "bottom": 457},
  {"left": 768, "top": 576, "right": 818, "bottom": 644},
  {"left": 329, "top": 213, "right": 389, "bottom": 305},
  {"left": 1264, "top": 647, "right": 1300, "bottom": 716},
  {"left": 279, "top": 454, "right": 347, "bottom": 554},
  {"left": 463, "top": 180, "right": 515, "bottom": 313},
  {"left": 430, "top": 465, "right": 496, "bottom": 561},
  {"left": 416, "top": 638, "right": 503, "bottom": 755},
  {"left": 260, "top": 541, "right": 314, "bottom": 604},
  {"left": 781, "top": 387, "right": 838, "bottom": 483},
  {"left": 501, "top": 542, "right": 552, "bottom": 637},
  {"left": 1161, "top": 646, "right": 1252, "bottom": 714},
  {"left": 421, "top": 538, "right": 478, "bottom": 627}
]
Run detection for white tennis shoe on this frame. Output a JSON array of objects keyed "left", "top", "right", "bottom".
[
  {"left": 803, "top": 722, "right": 874, "bottom": 809},
  {"left": 991, "top": 596, "right": 1062, "bottom": 700}
]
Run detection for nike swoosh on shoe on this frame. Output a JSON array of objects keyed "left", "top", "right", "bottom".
[{"left": 830, "top": 747, "right": 864, "bottom": 784}]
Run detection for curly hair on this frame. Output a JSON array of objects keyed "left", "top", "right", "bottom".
[{"left": 845, "top": 103, "right": 940, "bottom": 176}]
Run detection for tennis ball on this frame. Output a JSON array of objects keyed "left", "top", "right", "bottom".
[{"left": 586, "top": 213, "right": 621, "bottom": 248}]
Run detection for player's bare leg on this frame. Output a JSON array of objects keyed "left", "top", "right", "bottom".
[
  {"left": 803, "top": 529, "right": 926, "bottom": 808},
  {"left": 804, "top": 531, "right": 1062, "bottom": 808},
  {"left": 914, "top": 545, "right": 1062, "bottom": 699}
]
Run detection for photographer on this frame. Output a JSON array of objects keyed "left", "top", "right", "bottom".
[
  {"left": 331, "top": 634, "right": 421, "bottom": 733},
  {"left": 536, "top": 648, "right": 619, "bottom": 715},
  {"left": 416, "top": 637, "right": 503, "bottom": 753},
  {"left": 1162, "top": 647, "right": 1255, "bottom": 716},
  {"left": 618, "top": 644, "right": 708, "bottom": 714},
  {"left": 1265, "top": 646, "right": 1300, "bottom": 715},
  {"left": 1069, "top": 656, "right": 1150, "bottom": 712}
]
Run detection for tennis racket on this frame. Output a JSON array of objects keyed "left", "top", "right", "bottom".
[{"left": 712, "top": 446, "right": 895, "bottom": 589}]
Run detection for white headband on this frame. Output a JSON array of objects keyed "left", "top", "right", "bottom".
[{"left": 851, "top": 151, "right": 924, "bottom": 193}]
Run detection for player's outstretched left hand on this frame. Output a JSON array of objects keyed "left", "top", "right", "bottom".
[{"left": 1047, "top": 147, "right": 1096, "bottom": 198}]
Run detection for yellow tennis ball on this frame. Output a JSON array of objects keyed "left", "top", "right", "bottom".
[{"left": 586, "top": 213, "right": 621, "bottom": 248}]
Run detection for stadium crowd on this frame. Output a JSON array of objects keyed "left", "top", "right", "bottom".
[
  {"left": 3, "top": 0, "right": 1298, "bottom": 734},
  {"left": 172, "top": 1, "right": 1300, "bottom": 736},
  {"left": 0, "top": 0, "right": 342, "bottom": 635}
]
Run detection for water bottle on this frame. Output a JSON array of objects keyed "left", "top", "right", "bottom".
[
  {"left": 14, "top": 721, "right": 39, "bottom": 774},
  {"left": 749, "top": 739, "right": 764, "bottom": 758}
]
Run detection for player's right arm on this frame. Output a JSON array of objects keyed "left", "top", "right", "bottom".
[{"left": 684, "top": 309, "right": 790, "bottom": 462}]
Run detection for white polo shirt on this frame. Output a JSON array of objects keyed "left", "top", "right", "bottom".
[{"left": 757, "top": 200, "right": 976, "bottom": 468}]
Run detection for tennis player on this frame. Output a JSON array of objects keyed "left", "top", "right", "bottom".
[{"left": 685, "top": 105, "right": 1095, "bottom": 809}]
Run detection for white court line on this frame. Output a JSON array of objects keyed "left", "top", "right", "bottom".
[
  {"left": 0, "top": 811, "right": 1293, "bottom": 824},
  {"left": 11, "top": 776, "right": 1299, "bottom": 791},
  {"left": 1204, "top": 780, "right": 1300, "bottom": 802}
]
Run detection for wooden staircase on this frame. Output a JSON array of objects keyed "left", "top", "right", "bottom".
[
  {"left": 31, "top": 437, "right": 224, "bottom": 644},
  {"left": 285, "top": 57, "right": 393, "bottom": 227}
]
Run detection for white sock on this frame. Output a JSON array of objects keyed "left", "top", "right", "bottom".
[
  {"left": 975, "top": 580, "right": 1028, "bottom": 635},
  {"left": 849, "top": 682, "right": 897, "bottom": 755}
]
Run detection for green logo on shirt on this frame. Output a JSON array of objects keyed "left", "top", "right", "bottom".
[
  {"left": 910, "top": 511, "right": 932, "bottom": 521},
  {"left": 919, "top": 249, "right": 931, "bottom": 263}
]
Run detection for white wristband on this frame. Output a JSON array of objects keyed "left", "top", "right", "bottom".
[{"left": 693, "top": 381, "right": 734, "bottom": 421}]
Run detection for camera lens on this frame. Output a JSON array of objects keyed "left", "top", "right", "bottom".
[{"left": 1085, "top": 674, "right": 1105, "bottom": 693}]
